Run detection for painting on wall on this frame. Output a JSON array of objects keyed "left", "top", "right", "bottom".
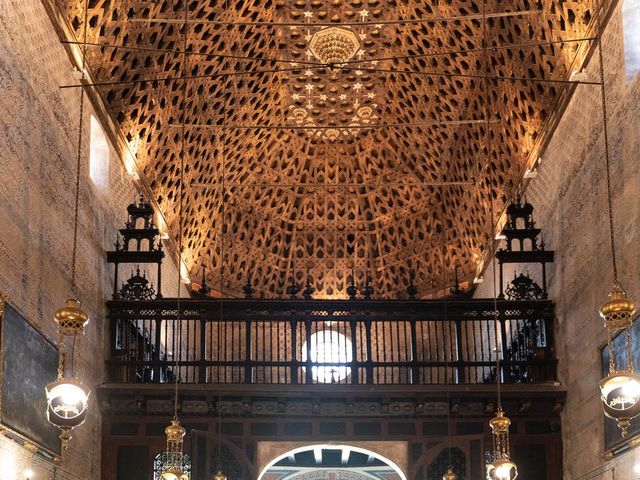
[{"left": 0, "top": 298, "right": 60, "bottom": 455}]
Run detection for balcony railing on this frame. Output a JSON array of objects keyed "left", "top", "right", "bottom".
[{"left": 107, "top": 298, "right": 556, "bottom": 385}]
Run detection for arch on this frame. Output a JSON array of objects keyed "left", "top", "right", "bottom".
[{"left": 257, "top": 444, "right": 408, "bottom": 480}]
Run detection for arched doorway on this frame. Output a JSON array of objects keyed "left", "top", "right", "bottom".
[{"left": 258, "top": 445, "right": 407, "bottom": 480}]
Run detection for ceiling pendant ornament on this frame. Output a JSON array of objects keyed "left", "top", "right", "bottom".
[{"left": 308, "top": 27, "right": 361, "bottom": 66}]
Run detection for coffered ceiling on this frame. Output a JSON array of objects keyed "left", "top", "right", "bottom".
[{"left": 56, "top": 0, "right": 595, "bottom": 298}]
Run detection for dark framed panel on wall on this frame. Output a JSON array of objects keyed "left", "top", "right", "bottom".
[
  {"left": 601, "top": 317, "right": 640, "bottom": 452},
  {"left": 0, "top": 296, "right": 61, "bottom": 455}
]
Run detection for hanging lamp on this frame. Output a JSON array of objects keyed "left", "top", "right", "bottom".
[
  {"left": 482, "top": 0, "right": 517, "bottom": 471},
  {"left": 213, "top": 469, "right": 228, "bottom": 480},
  {"left": 160, "top": 418, "right": 189, "bottom": 480},
  {"left": 442, "top": 468, "right": 458, "bottom": 480},
  {"left": 594, "top": 29, "right": 640, "bottom": 437},
  {"left": 45, "top": 0, "right": 92, "bottom": 449},
  {"left": 45, "top": 299, "right": 91, "bottom": 450},
  {"left": 485, "top": 193, "right": 518, "bottom": 480},
  {"left": 486, "top": 409, "right": 517, "bottom": 480},
  {"left": 160, "top": 0, "right": 190, "bottom": 475},
  {"left": 211, "top": 1, "right": 229, "bottom": 477}
]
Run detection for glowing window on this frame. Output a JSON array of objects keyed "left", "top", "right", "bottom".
[
  {"left": 302, "top": 330, "right": 353, "bottom": 383},
  {"left": 623, "top": 0, "right": 640, "bottom": 82},
  {"left": 89, "top": 115, "right": 110, "bottom": 192}
]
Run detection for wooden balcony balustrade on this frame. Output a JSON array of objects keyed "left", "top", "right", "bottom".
[{"left": 107, "top": 298, "right": 556, "bottom": 385}]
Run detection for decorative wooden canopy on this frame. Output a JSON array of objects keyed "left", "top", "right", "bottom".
[{"left": 57, "top": 0, "right": 594, "bottom": 298}]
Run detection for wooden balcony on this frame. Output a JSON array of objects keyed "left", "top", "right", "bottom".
[{"left": 106, "top": 297, "right": 557, "bottom": 386}]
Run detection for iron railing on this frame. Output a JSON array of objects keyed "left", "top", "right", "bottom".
[{"left": 107, "top": 298, "right": 556, "bottom": 385}]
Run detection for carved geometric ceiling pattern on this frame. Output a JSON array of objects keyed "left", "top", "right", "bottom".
[{"left": 59, "top": 0, "right": 594, "bottom": 298}]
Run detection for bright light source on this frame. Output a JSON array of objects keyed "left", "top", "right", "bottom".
[
  {"left": 302, "top": 331, "right": 353, "bottom": 383},
  {"left": 495, "top": 466, "right": 511, "bottom": 480},
  {"left": 46, "top": 379, "right": 90, "bottom": 420},
  {"left": 22, "top": 468, "right": 34, "bottom": 479},
  {"left": 633, "top": 462, "right": 640, "bottom": 475}
]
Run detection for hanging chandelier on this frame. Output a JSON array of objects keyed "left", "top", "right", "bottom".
[
  {"left": 160, "top": 418, "right": 189, "bottom": 480},
  {"left": 486, "top": 409, "right": 518, "bottom": 480},
  {"left": 213, "top": 469, "right": 228, "bottom": 480},
  {"left": 479, "top": 0, "right": 518, "bottom": 475},
  {"left": 600, "top": 282, "right": 640, "bottom": 436},
  {"left": 46, "top": 300, "right": 91, "bottom": 448},
  {"left": 594, "top": 29, "right": 640, "bottom": 436},
  {"left": 45, "top": 0, "right": 92, "bottom": 447},
  {"left": 442, "top": 467, "right": 458, "bottom": 480}
]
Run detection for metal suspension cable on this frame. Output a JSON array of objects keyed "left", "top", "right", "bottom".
[
  {"left": 70, "top": 0, "right": 90, "bottom": 295},
  {"left": 480, "top": 0, "right": 503, "bottom": 411},
  {"left": 61, "top": 35, "right": 597, "bottom": 69},
  {"left": 217, "top": 0, "right": 230, "bottom": 472},
  {"left": 59, "top": 65, "right": 600, "bottom": 89},
  {"left": 172, "top": 0, "right": 189, "bottom": 422},
  {"left": 60, "top": 40, "right": 323, "bottom": 66},
  {"left": 127, "top": 8, "right": 539, "bottom": 28},
  {"left": 597, "top": 33, "right": 617, "bottom": 282},
  {"left": 439, "top": 158, "right": 453, "bottom": 470}
]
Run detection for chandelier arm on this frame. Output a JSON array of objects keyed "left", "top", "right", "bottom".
[{"left": 597, "top": 35, "right": 618, "bottom": 282}]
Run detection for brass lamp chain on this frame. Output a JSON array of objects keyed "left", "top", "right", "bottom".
[
  {"left": 217, "top": 0, "right": 229, "bottom": 473},
  {"left": 439, "top": 154, "right": 453, "bottom": 470},
  {"left": 70, "top": 0, "right": 90, "bottom": 294},
  {"left": 627, "top": 327, "right": 634, "bottom": 372},
  {"left": 597, "top": 38, "right": 618, "bottom": 282},
  {"left": 481, "top": 0, "right": 503, "bottom": 410},
  {"left": 490, "top": 195, "right": 502, "bottom": 408},
  {"left": 172, "top": 0, "right": 189, "bottom": 422}
]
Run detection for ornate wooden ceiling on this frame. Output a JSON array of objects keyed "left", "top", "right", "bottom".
[{"left": 58, "top": 0, "right": 594, "bottom": 298}]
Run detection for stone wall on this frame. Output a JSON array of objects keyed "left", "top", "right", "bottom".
[
  {"left": 475, "top": 3, "right": 640, "bottom": 478},
  {"left": 0, "top": 0, "right": 185, "bottom": 478}
]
